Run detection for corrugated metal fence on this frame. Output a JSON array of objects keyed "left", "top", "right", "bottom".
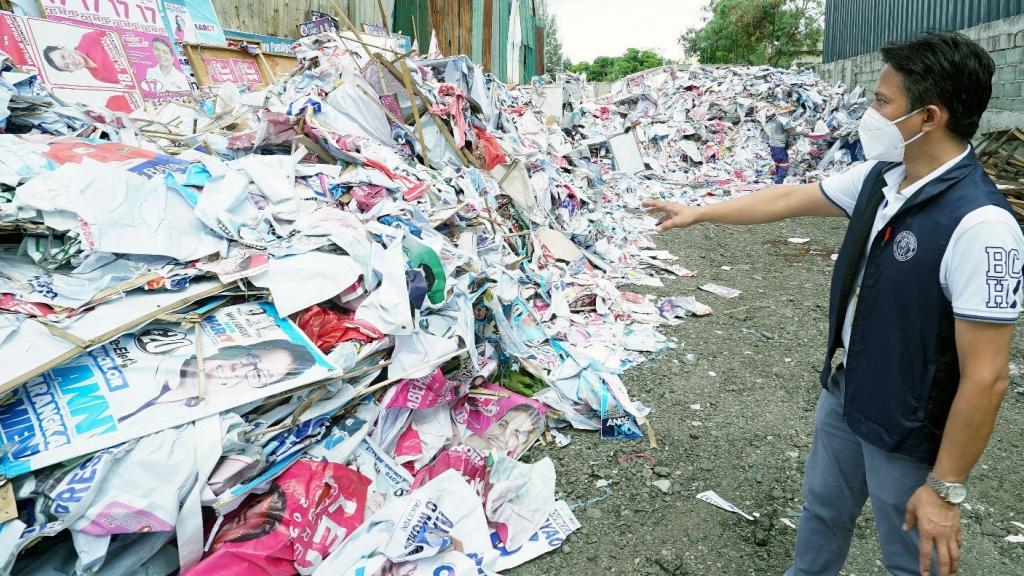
[
  {"left": 824, "top": 0, "right": 1024, "bottom": 62},
  {"left": 211, "top": 0, "right": 543, "bottom": 82},
  {"left": 393, "top": 0, "right": 542, "bottom": 82}
]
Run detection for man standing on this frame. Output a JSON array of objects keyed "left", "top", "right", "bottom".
[
  {"left": 767, "top": 103, "right": 795, "bottom": 184},
  {"left": 645, "top": 32, "right": 1021, "bottom": 576}
]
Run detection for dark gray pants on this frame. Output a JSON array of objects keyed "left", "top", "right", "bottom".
[{"left": 785, "top": 369, "right": 935, "bottom": 575}]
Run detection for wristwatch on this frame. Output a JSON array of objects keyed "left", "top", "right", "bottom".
[{"left": 926, "top": 472, "right": 968, "bottom": 505}]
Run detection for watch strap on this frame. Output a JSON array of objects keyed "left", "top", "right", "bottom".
[{"left": 926, "top": 472, "right": 965, "bottom": 504}]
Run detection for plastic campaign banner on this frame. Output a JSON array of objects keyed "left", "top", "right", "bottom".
[
  {"left": 41, "top": 0, "right": 192, "bottom": 100},
  {"left": 0, "top": 13, "right": 143, "bottom": 112},
  {"left": 159, "top": 0, "right": 226, "bottom": 45},
  {"left": 202, "top": 55, "right": 263, "bottom": 86},
  {"left": 190, "top": 458, "right": 370, "bottom": 576},
  {"left": 223, "top": 29, "right": 294, "bottom": 57},
  {"left": 0, "top": 301, "right": 335, "bottom": 479},
  {"left": 298, "top": 16, "right": 338, "bottom": 38},
  {"left": 38, "top": 136, "right": 191, "bottom": 179}
]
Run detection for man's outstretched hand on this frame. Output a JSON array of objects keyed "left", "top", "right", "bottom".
[{"left": 642, "top": 200, "right": 702, "bottom": 232}]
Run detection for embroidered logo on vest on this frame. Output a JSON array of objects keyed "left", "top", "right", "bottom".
[{"left": 893, "top": 231, "right": 918, "bottom": 262}]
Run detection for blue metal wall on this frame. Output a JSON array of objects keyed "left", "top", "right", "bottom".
[{"left": 824, "top": 0, "right": 1024, "bottom": 62}]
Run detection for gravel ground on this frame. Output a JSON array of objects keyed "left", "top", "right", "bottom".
[{"left": 512, "top": 216, "right": 1024, "bottom": 575}]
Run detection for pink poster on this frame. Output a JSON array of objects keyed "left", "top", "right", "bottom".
[
  {"left": 0, "top": 12, "right": 143, "bottom": 112},
  {"left": 41, "top": 0, "right": 192, "bottom": 101},
  {"left": 453, "top": 382, "right": 548, "bottom": 457},
  {"left": 186, "top": 459, "right": 370, "bottom": 576},
  {"left": 202, "top": 56, "right": 264, "bottom": 87}
]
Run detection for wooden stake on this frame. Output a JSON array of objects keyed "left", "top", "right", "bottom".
[
  {"left": 399, "top": 58, "right": 430, "bottom": 160},
  {"left": 376, "top": 0, "right": 391, "bottom": 33},
  {"left": 643, "top": 419, "right": 658, "bottom": 450},
  {"left": 354, "top": 347, "right": 469, "bottom": 400}
]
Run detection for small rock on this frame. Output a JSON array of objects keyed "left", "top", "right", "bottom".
[
  {"left": 753, "top": 528, "right": 770, "bottom": 546},
  {"left": 689, "top": 432, "right": 701, "bottom": 440},
  {"left": 654, "top": 466, "right": 672, "bottom": 477},
  {"left": 771, "top": 489, "right": 785, "bottom": 500},
  {"left": 981, "top": 519, "right": 1007, "bottom": 537},
  {"left": 652, "top": 479, "right": 672, "bottom": 493},
  {"left": 561, "top": 544, "right": 572, "bottom": 554},
  {"left": 584, "top": 508, "right": 603, "bottom": 520},
  {"left": 687, "top": 530, "right": 701, "bottom": 544}
]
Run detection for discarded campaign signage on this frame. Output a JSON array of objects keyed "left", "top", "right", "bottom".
[
  {"left": 298, "top": 16, "right": 339, "bottom": 38},
  {"left": 0, "top": 301, "right": 333, "bottom": 478},
  {"left": 160, "top": 0, "right": 227, "bottom": 46},
  {"left": 0, "top": 13, "right": 143, "bottom": 112},
  {"left": 41, "top": 0, "right": 192, "bottom": 100}
]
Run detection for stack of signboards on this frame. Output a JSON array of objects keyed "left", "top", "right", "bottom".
[{"left": 0, "top": 0, "right": 298, "bottom": 111}]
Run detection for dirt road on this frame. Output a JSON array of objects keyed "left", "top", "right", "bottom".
[{"left": 512, "top": 216, "right": 1024, "bottom": 575}]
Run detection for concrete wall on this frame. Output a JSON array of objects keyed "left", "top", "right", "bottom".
[{"left": 812, "top": 14, "right": 1024, "bottom": 134}]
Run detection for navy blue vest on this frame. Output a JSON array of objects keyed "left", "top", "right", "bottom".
[{"left": 820, "top": 149, "right": 1013, "bottom": 465}]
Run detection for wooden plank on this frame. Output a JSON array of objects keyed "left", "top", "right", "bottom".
[
  {"left": 429, "top": 0, "right": 445, "bottom": 53},
  {"left": 482, "top": 0, "right": 493, "bottom": 72},
  {"left": 212, "top": 0, "right": 397, "bottom": 38},
  {"left": 535, "top": 23, "right": 545, "bottom": 74}
]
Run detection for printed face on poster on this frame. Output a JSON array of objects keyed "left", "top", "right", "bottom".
[
  {"left": 164, "top": 1, "right": 197, "bottom": 43},
  {"left": 160, "top": 0, "right": 227, "bottom": 46},
  {"left": 0, "top": 13, "right": 142, "bottom": 112},
  {"left": 0, "top": 302, "right": 334, "bottom": 478},
  {"left": 41, "top": 0, "right": 192, "bottom": 100}
]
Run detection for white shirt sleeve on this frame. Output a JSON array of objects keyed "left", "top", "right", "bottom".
[
  {"left": 941, "top": 206, "right": 1024, "bottom": 323},
  {"left": 819, "top": 160, "right": 880, "bottom": 218}
]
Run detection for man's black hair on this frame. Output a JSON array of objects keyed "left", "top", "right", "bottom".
[
  {"left": 42, "top": 46, "right": 62, "bottom": 70},
  {"left": 880, "top": 31, "right": 994, "bottom": 142}
]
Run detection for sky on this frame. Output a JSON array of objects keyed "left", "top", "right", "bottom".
[{"left": 548, "top": 0, "right": 711, "bottom": 64}]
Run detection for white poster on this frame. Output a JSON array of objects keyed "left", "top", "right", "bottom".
[{"left": 0, "top": 302, "right": 335, "bottom": 478}]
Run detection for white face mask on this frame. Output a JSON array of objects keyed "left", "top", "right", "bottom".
[{"left": 858, "top": 106, "right": 925, "bottom": 162}]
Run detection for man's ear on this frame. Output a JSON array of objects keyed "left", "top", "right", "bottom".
[{"left": 921, "top": 104, "right": 948, "bottom": 134}]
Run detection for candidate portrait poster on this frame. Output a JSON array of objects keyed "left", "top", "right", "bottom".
[
  {"left": 160, "top": 0, "right": 226, "bottom": 45},
  {"left": 41, "top": 0, "right": 192, "bottom": 100},
  {"left": 0, "top": 13, "right": 143, "bottom": 112},
  {"left": 0, "top": 301, "right": 335, "bottom": 478}
]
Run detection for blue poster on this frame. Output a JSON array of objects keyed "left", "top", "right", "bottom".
[{"left": 159, "top": 0, "right": 227, "bottom": 46}]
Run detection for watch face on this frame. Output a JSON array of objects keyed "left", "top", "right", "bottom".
[{"left": 947, "top": 485, "right": 967, "bottom": 504}]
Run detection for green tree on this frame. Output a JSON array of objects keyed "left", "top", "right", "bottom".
[
  {"left": 540, "top": 2, "right": 565, "bottom": 72},
  {"left": 680, "top": 0, "right": 823, "bottom": 67},
  {"left": 568, "top": 49, "right": 665, "bottom": 82}
]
